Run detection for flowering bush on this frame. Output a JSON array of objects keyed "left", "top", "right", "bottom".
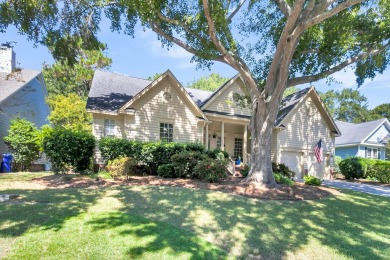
[{"left": 193, "top": 159, "right": 227, "bottom": 182}]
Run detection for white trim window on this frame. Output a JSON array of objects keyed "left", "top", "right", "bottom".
[
  {"left": 104, "top": 119, "right": 115, "bottom": 137},
  {"left": 366, "top": 148, "right": 378, "bottom": 159},
  {"left": 160, "top": 123, "right": 173, "bottom": 142}
]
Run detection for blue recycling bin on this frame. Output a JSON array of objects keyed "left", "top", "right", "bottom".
[{"left": 1, "top": 154, "right": 13, "bottom": 173}]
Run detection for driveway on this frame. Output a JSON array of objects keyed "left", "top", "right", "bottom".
[{"left": 322, "top": 180, "right": 390, "bottom": 197}]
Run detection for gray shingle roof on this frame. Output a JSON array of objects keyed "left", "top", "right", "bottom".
[
  {"left": 335, "top": 118, "right": 387, "bottom": 145},
  {"left": 0, "top": 69, "right": 41, "bottom": 104},
  {"left": 87, "top": 70, "right": 313, "bottom": 127},
  {"left": 275, "top": 87, "right": 311, "bottom": 125},
  {"left": 184, "top": 87, "right": 213, "bottom": 106},
  {"left": 87, "top": 70, "right": 152, "bottom": 112}
]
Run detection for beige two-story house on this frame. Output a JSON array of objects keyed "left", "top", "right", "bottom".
[{"left": 87, "top": 70, "right": 340, "bottom": 179}]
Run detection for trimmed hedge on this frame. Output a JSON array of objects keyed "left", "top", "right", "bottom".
[
  {"left": 359, "top": 158, "right": 390, "bottom": 183},
  {"left": 98, "top": 138, "right": 205, "bottom": 174},
  {"left": 339, "top": 157, "right": 364, "bottom": 180},
  {"left": 339, "top": 157, "right": 390, "bottom": 183},
  {"left": 43, "top": 128, "right": 95, "bottom": 173}
]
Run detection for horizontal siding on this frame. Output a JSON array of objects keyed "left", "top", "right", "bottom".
[
  {"left": 335, "top": 146, "right": 359, "bottom": 159},
  {"left": 276, "top": 95, "right": 335, "bottom": 179},
  {"left": 0, "top": 77, "right": 50, "bottom": 155},
  {"left": 205, "top": 81, "right": 251, "bottom": 116},
  {"left": 127, "top": 77, "right": 200, "bottom": 142},
  {"left": 92, "top": 114, "right": 125, "bottom": 140}
]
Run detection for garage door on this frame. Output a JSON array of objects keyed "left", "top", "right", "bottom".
[
  {"left": 280, "top": 151, "right": 303, "bottom": 179},
  {"left": 307, "top": 153, "right": 327, "bottom": 179}
]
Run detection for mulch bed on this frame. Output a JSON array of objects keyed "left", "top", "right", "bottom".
[{"left": 32, "top": 175, "right": 340, "bottom": 201}]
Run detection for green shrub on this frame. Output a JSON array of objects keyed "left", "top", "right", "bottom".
[
  {"left": 171, "top": 151, "right": 207, "bottom": 178},
  {"left": 339, "top": 157, "right": 364, "bottom": 179},
  {"left": 273, "top": 172, "right": 294, "bottom": 186},
  {"left": 193, "top": 159, "right": 227, "bottom": 182},
  {"left": 205, "top": 148, "right": 229, "bottom": 160},
  {"left": 107, "top": 157, "right": 137, "bottom": 179},
  {"left": 364, "top": 159, "right": 390, "bottom": 183},
  {"left": 241, "top": 164, "right": 250, "bottom": 178},
  {"left": 304, "top": 175, "right": 322, "bottom": 186},
  {"left": 272, "top": 162, "right": 295, "bottom": 179},
  {"left": 99, "top": 137, "right": 142, "bottom": 161},
  {"left": 43, "top": 128, "right": 95, "bottom": 173},
  {"left": 3, "top": 117, "right": 41, "bottom": 171},
  {"left": 333, "top": 155, "right": 342, "bottom": 173},
  {"left": 157, "top": 164, "right": 175, "bottom": 178}
]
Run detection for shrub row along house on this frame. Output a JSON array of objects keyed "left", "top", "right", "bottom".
[
  {"left": 0, "top": 46, "right": 50, "bottom": 167},
  {"left": 87, "top": 70, "right": 340, "bottom": 179}
]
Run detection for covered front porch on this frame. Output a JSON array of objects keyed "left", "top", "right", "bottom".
[{"left": 203, "top": 113, "right": 251, "bottom": 164}]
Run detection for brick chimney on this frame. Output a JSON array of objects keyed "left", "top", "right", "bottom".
[{"left": 0, "top": 44, "right": 16, "bottom": 73}]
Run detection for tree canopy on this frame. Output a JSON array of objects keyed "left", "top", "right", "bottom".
[
  {"left": 2, "top": 0, "right": 390, "bottom": 186},
  {"left": 42, "top": 37, "right": 112, "bottom": 98},
  {"left": 320, "top": 88, "right": 371, "bottom": 123},
  {"left": 187, "top": 73, "right": 229, "bottom": 91},
  {"left": 46, "top": 93, "right": 92, "bottom": 132}
]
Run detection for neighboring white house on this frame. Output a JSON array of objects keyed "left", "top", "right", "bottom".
[
  {"left": 0, "top": 45, "right": 50, "bottom": 165},
  {"left": 87, "top": 70, "right": 340, "bottom": 179},
  {"left": 335, "top": 118, "right": 390, "bottom": 160}
]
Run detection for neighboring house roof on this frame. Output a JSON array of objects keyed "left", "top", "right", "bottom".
[
  {"left": 86, "top": 70, "right": 152, "bottom": 112},
  {"left": 0, "top": 69, "right": 42, "bottom": 105},
  {"left": 335, "top": 118, "right": 390, "bottom": 145}
]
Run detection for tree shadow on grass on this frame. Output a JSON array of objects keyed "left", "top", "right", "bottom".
[
  {"left": 108, "top": 186, "right": 390, "bottom": 259},
  {"left": 0, "top": 188, "right": 103, "bottom": 237},
  {"left": 87, "top": 211, "right": 227, "bottom": 259}
]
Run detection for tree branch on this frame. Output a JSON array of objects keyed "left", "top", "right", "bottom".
[
  {"left": 201, "top": 0, "right": 258, "bottom": 96},
  {"left": 150, "top": 22, "right": 225, "bottom": 63},
  {"left": 156, "top": 11, "right": 205, "bottom": 43},
  {"left": 227, "top": 0, "right": 247, "bottom": 23},
  {"left": 273, "top": 0, "right": 291, "bottom": 18},
  {"left": 304, "top": 0, "right": 365, "bottom": 29},
  {"left": 287, "top": 42, "right": 390, "bottom": 86}
]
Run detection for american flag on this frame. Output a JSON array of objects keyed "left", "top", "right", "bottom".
[{"left": 314, "top": 139, "right": 323, "bottom": 163}]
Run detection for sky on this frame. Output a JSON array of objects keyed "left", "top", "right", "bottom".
[{"left": 1, "top": 24, "right": 389, "bottom": 109}]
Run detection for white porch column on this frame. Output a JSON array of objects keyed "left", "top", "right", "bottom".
[
  {"left": 243, "top": 124, "right": 247, "bottom": 164},
  {"left": 221, "top": 121, "right": 225, "bottom": 151},
  {"left": 205, "top": 124, "right": 209, "bottom": 150}
]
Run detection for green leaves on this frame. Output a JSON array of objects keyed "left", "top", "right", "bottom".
[
  {"left": 3, "top": 118, "right": 40, "bottom": 171},
  {"left": 187, "top": 73, "right": 229, "bottom": 91},
  {"left": 46, "top": 93, "right": 92, "bottom": 132}
]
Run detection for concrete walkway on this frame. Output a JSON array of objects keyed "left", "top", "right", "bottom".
[{"left": 322, "top": 180, "right": 390, "bottom": 197}]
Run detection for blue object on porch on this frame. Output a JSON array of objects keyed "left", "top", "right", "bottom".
[
  {"left": 1, "top": 154, "right": 13, "bottom": 173},
  {"left": 235, "top": 158, "right": 241, "bottom": 165}
]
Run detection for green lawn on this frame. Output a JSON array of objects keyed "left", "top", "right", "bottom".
[{"left": 1, "top": 172, "right": 390, "bottom": 259}]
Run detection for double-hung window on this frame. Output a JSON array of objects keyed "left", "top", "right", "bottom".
[
  {"left": 104, "top": 119, "right": 115, "bottom": 137},
  {"left": 160, "top": 123, "right": 173, "bottom": 142}
]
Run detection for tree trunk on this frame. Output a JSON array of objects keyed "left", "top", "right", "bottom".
[{"left": 245, "top": 98, "right": 279, "bottom": 188}]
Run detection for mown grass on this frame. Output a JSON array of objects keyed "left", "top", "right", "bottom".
[{"left": 1, "top": 172, "right": 390, "bottom": 259}]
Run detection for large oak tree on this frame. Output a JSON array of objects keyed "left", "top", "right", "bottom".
[{"left": 2, "top": 0, "right": 390, "bottom": 186}]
